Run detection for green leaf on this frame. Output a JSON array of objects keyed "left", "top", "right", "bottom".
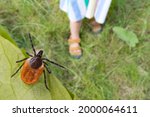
[
  {"left": 0, "top": 35, "right": 73, "bottom": 100},
  {"left": 0, "top": 25, "right": 17, "bottom": 46},
  {"left": 113, "top": 26, "right": 139, "bottom": 47}
]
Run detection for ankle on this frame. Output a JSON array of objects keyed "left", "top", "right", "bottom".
[{"left": 70, "top": 35, "right": 80, "bottom": 39}]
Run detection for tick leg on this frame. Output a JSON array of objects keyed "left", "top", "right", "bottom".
[
  {"left": 16, "top": 57, "right": 28, "bottom": 63},
  {"left": 26, "top": 52, "right": 33, "bottom": 57},
  {"left": 11, "top": 63, "right": 24, "bottom": 78},
  {"left": 45, "top": 65, "right": 51, "bottom": 74},
  {"left": 28, "top": 33, "right": 36, "bottom": 56},
  {"left": 43, "top": 62, "right": 51, "bottom": 74},
  {"left": 43, "top": 70, "right": 49, "bottom": 91},
  {"left": 43, "top": 61, "right": 48, "bottom": 66},
  {"left": 42, "top": 58, "right": 65, "bottom": 69}
]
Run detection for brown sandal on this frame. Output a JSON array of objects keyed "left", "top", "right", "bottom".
[{"left": 68, "top": 38, "right": 82, "bottom": 58}]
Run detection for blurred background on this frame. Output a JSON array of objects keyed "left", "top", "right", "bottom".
[{"left": 0, "top": 0, "right": 149, "bottom": 99}]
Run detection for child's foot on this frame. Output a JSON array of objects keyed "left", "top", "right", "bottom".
[
  {"left": 68, "top": 38, "right": 82, "bottom": 59},
  {"left": 90, "top": 20, "right": 103, "bottom": 34}
]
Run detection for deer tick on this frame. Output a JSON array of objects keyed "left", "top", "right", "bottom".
[{"left": 11, "top": 33, "right": 65, "bottom": 90}]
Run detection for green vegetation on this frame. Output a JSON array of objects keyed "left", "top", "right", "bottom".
[
  {"left": 0, "top": 35, "right": 73, "bottom": 100},
  {"left": 0, "top": 0, "right": 149, "bottom": 99}
]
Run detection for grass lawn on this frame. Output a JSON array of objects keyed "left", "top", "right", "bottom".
[{"left": 0, "top": 0, "right": 149, "bottom": 99}]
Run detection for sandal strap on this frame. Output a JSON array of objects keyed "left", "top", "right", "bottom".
[
  {"left": 68, "top": 38, "right": 80, "bottom": 44},
  {"left": 69, "top": 46, "right": 81, "bottom": 51}
]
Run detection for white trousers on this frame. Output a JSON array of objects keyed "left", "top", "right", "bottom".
[{"left": 60, "top": 0, "right": 112, "bottom": 24}]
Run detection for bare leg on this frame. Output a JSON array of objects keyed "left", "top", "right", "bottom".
[
  {"left": 90, "top": 18, "right": 103, "bottom": 33},
  {"left": 69, "top": 21, "right": 82, "bottom": 58},
  {"left": 70, "top": 21, "right": 82, "bottom": 39}
]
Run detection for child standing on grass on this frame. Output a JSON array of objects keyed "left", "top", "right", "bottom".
[{"left": 60, "top": 0, "right": 112, "bottom": 58}]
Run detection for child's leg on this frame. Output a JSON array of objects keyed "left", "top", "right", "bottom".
[
  {"left": 90, "top": 19, "right": 103, "bottom": 33},
  {"left": 70, "top": 21, "right": 82, "bottom": 39},
  {"left": 68, "top": 20, "right": 82, "bottom": 58}
]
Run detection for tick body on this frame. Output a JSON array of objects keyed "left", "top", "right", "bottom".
[
  {"left": 21, "top": 58, "right": 44, "bottom": 84},
  {"left": 11, "top": 33, "right": 65, "bottom": 90}
]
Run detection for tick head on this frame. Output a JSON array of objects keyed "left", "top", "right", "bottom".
[{"left": 36, "top": 50, "right": 43, "bottom": 58}]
